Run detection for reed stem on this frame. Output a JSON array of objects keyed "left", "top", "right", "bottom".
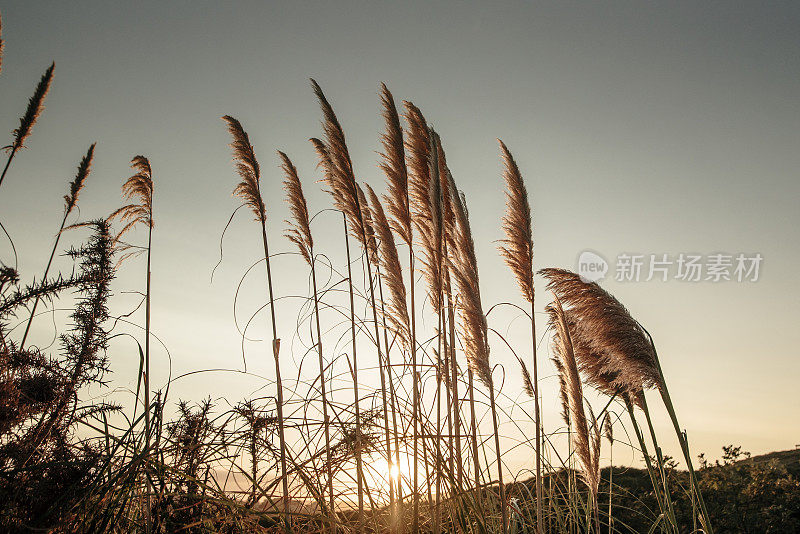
[
  {"left": 19, "top": 209, "right": 69, "bottom": 350},
  {"left": 260, "top": 220, "right": 290, "bottom": 531},
  {"left": 342, "top": 213, "right": 365, "bottom": 530},
  {"left": 310, "top": 254, "right": 336, "bottom": 528}
]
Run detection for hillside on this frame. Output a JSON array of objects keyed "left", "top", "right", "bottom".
[{"left": 508, "top": 447, "right": 800, "bottom": 533}]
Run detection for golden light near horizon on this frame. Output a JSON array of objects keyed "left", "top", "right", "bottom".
[{"left": 363, "top": 452, "right": 413, "bottom": 494}]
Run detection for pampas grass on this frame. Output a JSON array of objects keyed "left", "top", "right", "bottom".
[
  {"left": 539, "top": 268, "right": 660, "bottom": 396},
  {"left": 223, "top": 117, "right": 290, "bottom": 530},
  {"left": 0, "top": 62, "right": 54, "bottom": 192},
  {"left": 541, "top": 267, "right": 712, "bottom": 533},
  {"left": 365, "top": 185, "right": 409, "bottom": 348},
  {"left": 447, "top": 163, "right": 508, "bottom": 532},
  {"left": 310, "top": 79, "right": 378, "bottom": 525},
  {"left": 280, "top": 150, "right": 336, "bottom": 526},
  {"left": 0, "top": 51, "right": 720, "bottom": 532},
  {"left": 498, "top": 139, "right": 543, "bottom": 533},
  {"left": 398, "top": 98, "right": 428, "bottom": 533},
  {"left": 548, "top": 297, "right": 600, "bottom": 530}
]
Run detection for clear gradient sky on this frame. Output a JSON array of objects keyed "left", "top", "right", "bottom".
[{"left": 1, "top": 2, "right": 799, "bottom": 470}]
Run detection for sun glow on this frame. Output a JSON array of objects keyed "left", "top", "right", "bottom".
[{"left": 364, "top": 451, "right": 414, "bottom": 493}]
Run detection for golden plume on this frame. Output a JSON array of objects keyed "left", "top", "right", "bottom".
[
  {"left": 549, "top": 296, "right": 599, "bottom": 498},
  {"left": 309, "top": 80, "right": 369, "bottom": 249},
  {"left": 109, "top": 156, "right": 154, "bottom": 239},
  {"left": 517, "top": 355, "right": 535, "bottom": 399},
  {"left": 222, "top": 116, "right": 265, "bottom": 222},
  {"left": 540, "top": 268, "right": 661, "bottom": 397},
  {"left": 378, "top": 83, "right": 411, "bottom": 245},
  {"left": 446, "top": 169, "right": 491, "bottom": 388},
  {"left": 498, "top": 140, "right": 533, "bottom": 302},
  {"left": 279, "top": 151, "right": 313, "bottom": 266},
  {"left": 365, "top": 183, "right": 410, "bottom": 347}
]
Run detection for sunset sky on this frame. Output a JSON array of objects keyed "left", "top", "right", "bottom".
[{"left": 1, "top": 1, "right": 798, "bottom": 472}]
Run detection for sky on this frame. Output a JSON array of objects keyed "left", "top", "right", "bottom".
[{"left": 1, "top": 1, "right": 799, "bottom": 474}]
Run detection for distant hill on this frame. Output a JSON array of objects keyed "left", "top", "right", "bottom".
[
  {"left": 738, "top": 447, "right": 800, "bottom": 477},
  {"left": 505, "top": 447, "right": 800, "bottom": 533}
]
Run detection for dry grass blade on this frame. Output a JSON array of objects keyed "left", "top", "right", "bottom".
[
  {"left": 603, "top": 411, "right": 613, "bottom": 444},
  {"left": 549, "top": 296, "right": 598, "bottom": 496},
  {"left": 279, "top": 151, "right": 313, "bottom": 266},
  {"left": 498, "top": 140, "right": 533, "bottom": 302},
  {"left": 378, "top": 83, "right": 411, "bottom": 245},
  {"left": 10, "top": 62, "right": 54, "bottom": 151},
  {"left": 539, "top": 267, "right": 661, "bottom": 396},
  {"left": 222, "top": 115, "right": 265, "bottom": 222},
  {"left": 365, "top": 183, "right": 410, "bottom": 348},
  {"left": 64, "top": 143, "right": 95, "bottom": 215}
]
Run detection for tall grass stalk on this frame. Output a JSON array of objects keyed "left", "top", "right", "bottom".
[
  {"left": 401, "top": 99, "right": 430, "bottom": 534},
  {"left": 603, "top": 413, "right": 613, "bottom": 534},
  {"left": 497, "top": 140, "right": 542, "bottom": 533},
  {"left": 355, "top": 184, "right": 397, "bottom": 522},
  {"left": 280, "top": 152, "right": 336, "bottom": 527},
  {"left": 366, "top": 182, "right": 408, "bottom": 528},
  {"left": 222, "top": 117, "right": 289, "bottom": 530},
  {"left": 19, "top": 143, "right": 95, "bottom": 350},
  {"left": 341, "top": 212, "right": 365, "bottom": 527},
  {"left": 108, "top": 155, "right": 155, "bottom": 532},
  {"left": 447, "top": 169, "right": 507, "bottom": 532}
]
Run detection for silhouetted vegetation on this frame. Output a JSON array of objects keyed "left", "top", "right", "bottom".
[{"left": 1, "top": 10, "right": 798, "bottom": 532}]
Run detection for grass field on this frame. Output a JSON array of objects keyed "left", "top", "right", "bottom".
[{"left": 2, "top": 11, "right": 799, "bottom": 533}]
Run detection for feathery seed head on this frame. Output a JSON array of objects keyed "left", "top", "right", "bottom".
[
  {"left": 222, "top": 115, "right": 265, "bottom": 222},
  {"left": 109, "top": 155, "right": 154, "bottom": 240},
  {"left": 279, "top": 151, "right": 313, "bottom": 265},
  {"left": 365, "top": 183, "right": 410, "bottom": 347},
  {"left": 64, "top": 143, "right": 96, "bottom": 214},
  {"left": 11, "top": 63, "right": 54, "bottom": 151},
  {"left": 378, "top": 83, "right": 411, "bottom": 245},
  {"left": 498, "top": 140, "right": 534, "bottom": 302},
  {"left": 540, "top": 267, "right": 661, "bottom": 400}
]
